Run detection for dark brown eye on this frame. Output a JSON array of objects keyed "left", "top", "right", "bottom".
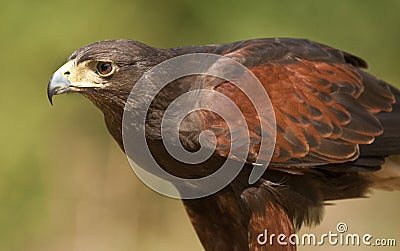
[{"left": 96, "top": 61, "right": 114, "bottom": 76}]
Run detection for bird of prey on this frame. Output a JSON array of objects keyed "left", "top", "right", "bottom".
[{"left": 48, "top": 38, "right": 400, "bottom": 251}]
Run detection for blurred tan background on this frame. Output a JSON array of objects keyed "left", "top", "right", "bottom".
[{"left": 0, "top": 0, "right": 399, "bottom": 250}]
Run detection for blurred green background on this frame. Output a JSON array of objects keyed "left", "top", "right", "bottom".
[{"left": 1, "top": 0, "right": 399, "bottom": 250}]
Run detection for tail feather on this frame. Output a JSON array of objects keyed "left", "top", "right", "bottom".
[{"left": 364, "top": 155, "right": 400, "bottom": 191}]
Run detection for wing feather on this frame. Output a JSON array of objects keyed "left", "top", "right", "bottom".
[{"left": 192, "top": 39, "right": 395, "bottom": 168}]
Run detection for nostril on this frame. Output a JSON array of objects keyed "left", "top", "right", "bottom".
[{"left": 64, "top": 71, "right": 70, "bottom": 76}]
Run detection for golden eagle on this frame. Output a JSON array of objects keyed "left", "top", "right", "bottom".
[{"left": 48, "top": 38, "right": 400, "bottom": 251}]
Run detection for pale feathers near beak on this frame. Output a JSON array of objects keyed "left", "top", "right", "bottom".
[{"left": 47, "top": 60, "right": 106, "bottom": 104}]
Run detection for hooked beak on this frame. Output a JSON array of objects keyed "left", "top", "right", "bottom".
[
  {"left": 47, "top": 70, "right": 71, "bottom": 105},
  {"left": 47, "top": 60, "right": 75, "bottom": 105},
  {"left": 47, "top": 59, "right": 108, "bottom": 105}
]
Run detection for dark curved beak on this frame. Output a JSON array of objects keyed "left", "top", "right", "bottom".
[{"left": 47, "top": 69, "right": 71, "bottom": 105}]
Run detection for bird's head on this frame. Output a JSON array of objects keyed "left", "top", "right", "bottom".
[
  {"left": 47, "top": 39, "right": 169, "bottom": 110},
  {"left": 47, "top": 39, "right": 171, "bottom": 147}
]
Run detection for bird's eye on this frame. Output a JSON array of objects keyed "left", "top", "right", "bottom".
[{"left": 96, "top": 61, "right": 114, "bottom": 76}]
